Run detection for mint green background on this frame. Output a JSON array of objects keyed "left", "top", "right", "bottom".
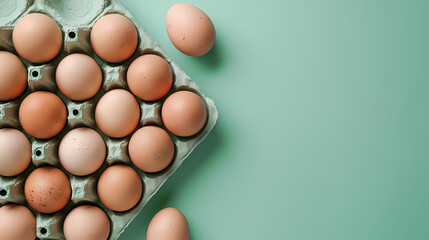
[{"left": 118, "top": 0, "right": 429, "bottom": 239}]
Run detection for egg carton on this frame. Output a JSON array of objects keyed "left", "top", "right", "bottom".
[{"left": 0, "top": 0, "right": 218, "bottom": 239}]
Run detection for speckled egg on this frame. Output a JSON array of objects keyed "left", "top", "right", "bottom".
[{"left": 24, "top": 167, "right": 71, "bottom": 214}]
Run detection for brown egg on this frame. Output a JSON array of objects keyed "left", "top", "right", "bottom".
[
  {"left": 95, "top": 89, "right": 140, "bottom": 138},
  {"left": 166, "top": 3, "right": 216, "bottom": 56},
  {"left": 127, "top": 54, "right": 173, "bottom": 101},
  {"left": 19, "top": 91, "right": 67, "bottom": 139},
  {"left": 12, "top": 13, "right": 62, "bottom": 63},
  {"left": 56, "top": 53, "right": 102, "bottom": 101},
  {"left": 129, "top": 126, "right": 175, "bottom": 173},
  {"left": 63, "top": 205, "right": 110, "bottom": 240},
  {"left": 0, "top": 51, "right": 27, "bottom": 101},
  {"left": 97, "top": 165, "right": 142, "bottom": 212},
  {"left": 24, "top": 167, "right": 71, "bottom": 214},
  {"left": 147, "top": 207, "right": 189, "bottom": 240},
  {"left": 162, "top": 91, "right": 207, "bottom": 137},
  {"left": 0, "top": 128, "right": 31, "bottom": 177},
  {"left": 91, "top": 14, "right": 138, "bottom": 63},
  {"left": 0, "top": 204, "right": 36, "bottom": 240}
]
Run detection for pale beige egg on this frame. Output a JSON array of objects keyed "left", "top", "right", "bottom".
[
  {"left": 95, "top": 89, "right": 140, "bottom": 138},
  {"left": 59, "top": 127, "right": 106, "bottom": 176},
  {"left": 0, "top": 128, "right": 31, "bottom": 177},
  {"left": 56, "top": 53, "right": 102, "bottom": 101}
]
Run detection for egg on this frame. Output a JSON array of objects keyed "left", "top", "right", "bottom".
[
  {"left": 12, "top": 13, "right": 62, "bottom": 63},
  {"left": 166, "top": 4, "right": 216, "bottom": 56},
  {"left": 0, "top": 204, "right": 36, "bottom": 240},
  {"left": 97, "top": 165, "right": 142, "bottom": 212},
  {"left": 0, "top": 128, "right": 31, "bottom": 177},
  {"left": 128, "top": 126, "right": 174, "bottom": 173},
  {"left": 63, "top": 205, "right": 110, "bottom": 240},
  {"left": 0, "top": 51, "right": 27, "bottom": 101},
  {"left": 127, "top": 54, "right": 173, "bottom": 101},
  {"left": 90, "top": 14, "right": 138, "bottom": 63},
  {"left": 162, "top": 91, "right": 207, "bottom": 137},
  {"left": 56, "top": 53, "right": 102, "bottom": 101},
  {"left": 24, "top": 166, "right": 71, "bottom": 214},
  {"left": 95, "top": 89, "right": 140, "bottom": 138},
  {"left": 59, "top": 128, "right": 106, "bottom": 176},
  {"left": 19, "top": 91, "right": 67, "bottom": 139},
  {"left": 147, "top": 207, "right": 189, "bottom": 240}
]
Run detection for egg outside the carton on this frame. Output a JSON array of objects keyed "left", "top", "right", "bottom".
[
  {"left": 147, "top": 207, "right": 190, "bottom": 240},
  {"left": 166, "top": 3, "right": 216, "bottom": 56}
]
